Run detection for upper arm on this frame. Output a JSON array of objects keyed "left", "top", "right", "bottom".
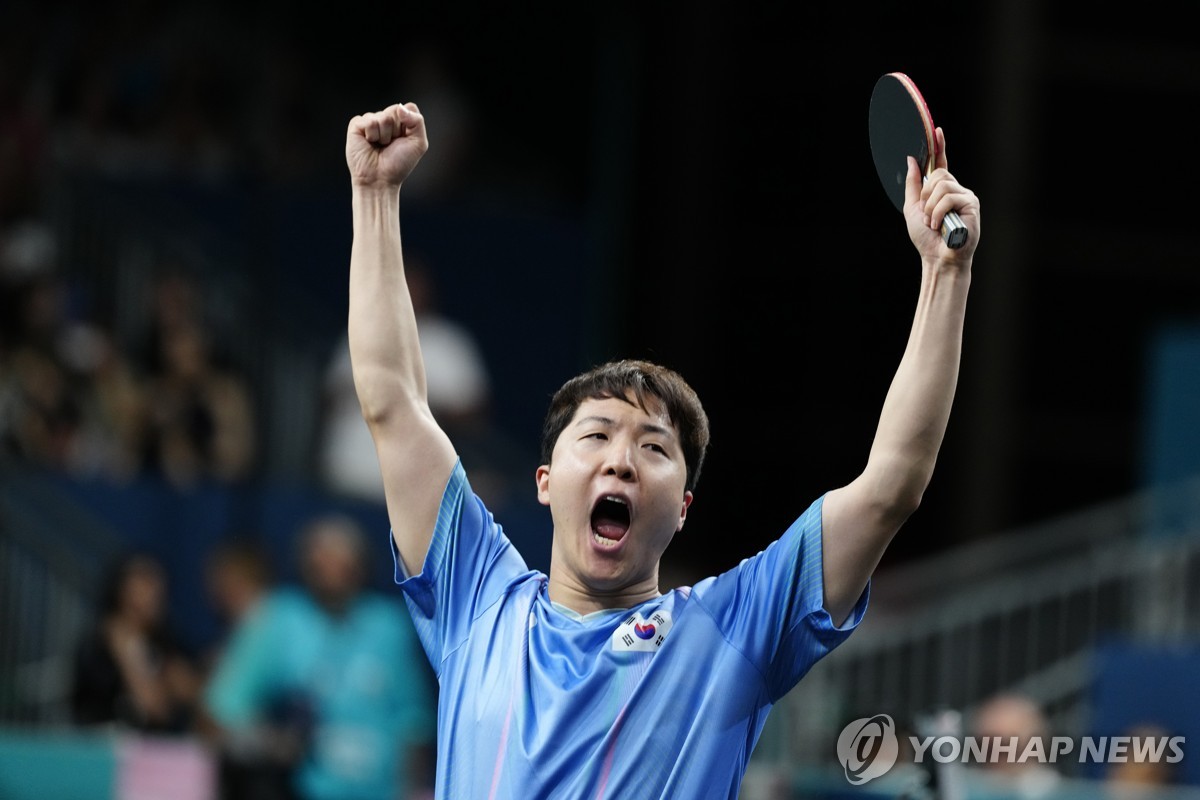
[
  {"left": 369, "top": 403, "right": 458, "bottom": 578},
  {"left": 820, "top": 478, "right": 911, "bottom": 626}
]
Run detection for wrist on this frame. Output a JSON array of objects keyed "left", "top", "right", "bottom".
[
  {"left": 351, "top": 184, "right": 402, "bottom": 225},
  {"left": 921, "top": 254, "right": 972, "bottom": 281},
  {"left": 351, "top": 181, "right": 402, "bottom": 202}
]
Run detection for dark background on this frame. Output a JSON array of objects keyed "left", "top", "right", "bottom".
[{"left": 4, "top": 0, "right": 1198, "bottom": 583}]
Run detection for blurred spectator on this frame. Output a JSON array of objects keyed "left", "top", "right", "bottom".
[
  {"left": 0, "top": 222, "right": 62, "bottom": 352},
  {"left": 0, "top": 292, "right": 150, "bottom": 483},
  {"left": 963, "top": 692, "right": 1062, "bottom": 799},
  {"left": 1103, "top": 722, "right": 1180, "bottom": 799},
  {"left": 143, "top": 317, "right": 256, "bottom": 489},
  {"left": 0, "top": 225, "right": 69, "bottom": 466},
  {"left": 0, "top": 330, "right": 80, "bottom": 469},
  {"left": 69, "top": 551, "right": 203, "bottom": 734},
  {"left": 203, "top": 514, "right": 436, "bottom": 800},
  {"left": 61, "top": 320, "right": 151, "bottom": 481},
  {"left": 0, "top": 223, "right": 150, "bottom": 481},
  {"left": 317, "top": 255, "right": 494, "bottom": 504},
  {"left": 201, "top": 536, "right": 276, "bottom": 669},
  {"left": 139, "top": 267, "right": 207, "bottom": 362},
  {"left": 197, "top": 536, "right": 291, "bottom": 800}
]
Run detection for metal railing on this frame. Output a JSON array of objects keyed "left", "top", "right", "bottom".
[{"left": 0, "top": 458, "right": 126, "bottom": 724}]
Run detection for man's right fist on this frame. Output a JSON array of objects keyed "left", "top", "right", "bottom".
[{"left": 346, "top": 103, "right": 428, "bottom": 188}]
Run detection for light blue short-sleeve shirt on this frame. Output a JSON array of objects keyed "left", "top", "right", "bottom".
[{"left": 395, "top": 459, "right": 868, "bottom": 799}]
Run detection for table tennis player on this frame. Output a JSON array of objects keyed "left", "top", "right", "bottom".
[{"left": 343, "top": 100, "right": 980, "bottom": 799}]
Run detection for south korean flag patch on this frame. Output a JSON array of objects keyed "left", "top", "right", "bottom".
[{"left": 611, "top": 609, "right": 673, "bottom": 652}]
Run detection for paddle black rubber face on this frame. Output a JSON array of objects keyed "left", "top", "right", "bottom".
[{"left": 869, "top": 73, "right": 931, "bottom": 212}]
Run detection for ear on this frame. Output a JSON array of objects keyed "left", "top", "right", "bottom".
[
  {"left": 675, "top": 491, "right": 694, "bottom": 533},
  {"left": 535, "top": 464, "right": 551, "bottom": 506}
]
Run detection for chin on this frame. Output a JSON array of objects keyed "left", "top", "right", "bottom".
[
  {"left": 581, "top": 568, "right": 626, "bottom": 591},
  {"left": 577, "top": 562, "right": 632, "bottom": 592}
]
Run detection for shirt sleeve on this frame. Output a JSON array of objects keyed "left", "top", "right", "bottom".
[
  {"left": 392, "top": 459, "right": 531, "bottom": 672},
  {"left": 691, "top": 494, "right": 870, "bottom": 701}
]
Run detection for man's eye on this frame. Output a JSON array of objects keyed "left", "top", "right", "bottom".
[
  {"left": 645, "top": 443, "right": 666, "bottom": 454},
  {"left": 584, "top": 432, "right": 607, "bottom": 441}
]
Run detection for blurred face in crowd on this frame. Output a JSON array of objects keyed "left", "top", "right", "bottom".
[
  {"left": 205, "top": 545, "right": 270, "bottom": 623},
  {"left": 118, "top": 556, "right": 167, "bottom": 629},
  {"left": 301, "top": 518, "right": 366, "bottom": 612},
  {"left": 160, "top": 324, "right": 210, "bottom": 381},
  {"left": 971, "top": 693, "right": 1049, "bottom": 775}
]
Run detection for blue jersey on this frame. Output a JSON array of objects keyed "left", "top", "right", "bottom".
[{"left": 395, "top": 460, "right": 868, "bottom": 799}]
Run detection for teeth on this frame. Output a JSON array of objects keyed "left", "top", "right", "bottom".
[
  {"left": 604, "top": 496, "right": 627, "bottom": 505},
  {"left": 593, "top": 532, "right": 619, "bottom": 546}
]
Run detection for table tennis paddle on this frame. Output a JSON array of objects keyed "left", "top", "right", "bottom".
[{"left": 869, "top": 72, "right": 968, "bottom": 249}]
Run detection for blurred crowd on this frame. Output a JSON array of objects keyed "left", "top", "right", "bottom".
[
  {"left": 0, "top": 239, "right": 258, "bottom": 488},
  {"left": 0, "top": 6, "right": 490, "bottom": 798},
  {"left": 0, "top": 0, "right": 483, "bottom": 491},
  {"left": 67, "top": 515, "right": 437, "bottom": 800},
  {"left": 0, "top": 0, "right": 276, "bottom": 486}
]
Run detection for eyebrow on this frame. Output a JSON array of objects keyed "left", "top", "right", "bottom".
[{"left": 574, "top": 415, "right": 676, "bottom": 440}]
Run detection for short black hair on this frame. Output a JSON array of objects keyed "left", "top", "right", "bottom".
[{"left": 539, "top": 359, "right": 710, "bottom": 493}]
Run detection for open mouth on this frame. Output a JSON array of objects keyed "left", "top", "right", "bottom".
[{"left": 590, "top": 495, "right": 631, "bottom": 547}]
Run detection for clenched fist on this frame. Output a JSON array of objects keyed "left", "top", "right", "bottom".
[{"left": 346, "top": 103, "right": 428, "bottom": 189}]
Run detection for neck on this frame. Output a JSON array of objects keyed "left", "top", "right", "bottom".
[{"left": 547, "top": 570, "right": 661, "bottom": 616}]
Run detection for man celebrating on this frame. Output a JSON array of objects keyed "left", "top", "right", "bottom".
[{"left": 345, "top": 101, "right": 978, "bottom": 798}]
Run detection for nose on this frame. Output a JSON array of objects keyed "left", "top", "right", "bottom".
[{"left": 602, "top": 439, "right": 637, "bottom": 481}]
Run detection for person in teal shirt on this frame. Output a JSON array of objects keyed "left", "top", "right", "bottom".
[{"left": 204, "top": 514, "right": 436, "bottom": 800}]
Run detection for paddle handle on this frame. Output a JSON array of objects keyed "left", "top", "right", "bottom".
[
  {"left": 922, "top": 175, "right": 968, "bottom": 249},
  {"left": 941, "top": 210, "right": 968, "bottom": 249}
]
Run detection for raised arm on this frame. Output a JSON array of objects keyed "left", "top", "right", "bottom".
[
  {"left": 821, "top": 128, "right": 980, "bottom": 625},
  {"left": 345, "top": 103, "right": 457, "bottom": 576}
]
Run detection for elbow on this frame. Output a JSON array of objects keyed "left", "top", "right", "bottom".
[
  {"left": 353, "top": 384, "right": 389, "bottom": 427},
  {"left": 863, "top": 451, "right": 932, "bottom": 526},
  {"left": 359, "top": 408, "right": 385, "bottom": 434},
  {"left": 357, "top": 395, "right": 394, "bottom": 428},
  {"left": 358, "top": 396, "right": 413, "bottom": 431},
  {"left": 352, "top": 366, "right": 426, "bottom": 428},
  {"left": 885, "top": 487, "right": 923, "bottom": 526},
  {"left": 862, "top": 469, "right": 926, "bottom": 529},
  {"left": 357, "top": 385, "right": 433, "bottom": 434}
]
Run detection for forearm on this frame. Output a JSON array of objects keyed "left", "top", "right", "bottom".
[
  {"left": 347, "top": 185, "right": 428, "bottom": 424},
  {"left": 860, "top": 257, "right": 970, "bottom": 518},
  {"left": 821, "top": 148, "right": 978, "bottom": 624}
]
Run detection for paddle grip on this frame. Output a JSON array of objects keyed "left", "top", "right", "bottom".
[{"left": 941, "top": 210, "right": 968, "bottom": 249}]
